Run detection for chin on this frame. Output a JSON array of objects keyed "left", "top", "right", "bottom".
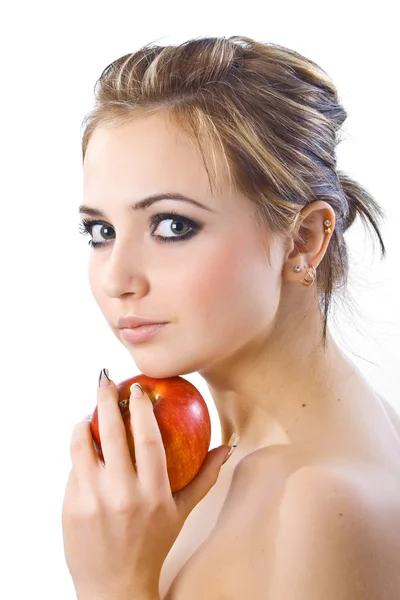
[
  {"left": 138, "top": 364, "right": 186, "bottom": 380},
  {"left": 133, "top": 353, "right": 204, "bottom": 380},
  {"left": 123, "top": 352, "right": 180, "bottom": 379}
]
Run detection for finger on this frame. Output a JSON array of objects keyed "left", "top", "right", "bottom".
[
  {"left": 129, "top": 384, "right": 170, "bottom": 497},
  {"left": 174, "top": 445, "right": 230, "bottom": 521},
  {"left": 97, "top": 369, "right": 136, "bottom": 480},
  {"left": 69, "top": 420, "right": 100, "bottom": 484}
]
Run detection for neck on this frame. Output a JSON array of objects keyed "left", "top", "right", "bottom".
[{"left": 198, "top": 306, "right": 360, "bottom": 454}]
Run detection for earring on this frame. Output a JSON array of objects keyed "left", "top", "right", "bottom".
[
  {"left": 324, "top": 219, "right": 332, "bottom": 234},
  {"left": 293, "top": 265, "right": 301, "bottom": 273},
  {"left": 300, "top": 265, "right": 316, "bottom": 288}
]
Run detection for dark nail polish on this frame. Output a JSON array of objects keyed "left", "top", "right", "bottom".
[{"left": 98, "top": 368, "right": 110, "bottom": 387}]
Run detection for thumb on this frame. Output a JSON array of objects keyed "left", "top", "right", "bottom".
[{"left": 174, "top": 434, "right": 239, "bottom": 521}]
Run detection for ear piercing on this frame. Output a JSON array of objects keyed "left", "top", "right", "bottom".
[
  {"left": 292, "top": 218, "right": 332, "bottom": 284},
  {"left": 299, "top": 265, "right": 316, "bottom": 287},
  {"left": 292, "top": 264, "right": 316, "bottom": 286}
]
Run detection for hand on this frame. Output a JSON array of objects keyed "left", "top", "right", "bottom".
[{"left": 61, "top": 371, "right": 233, "bottom": 600}]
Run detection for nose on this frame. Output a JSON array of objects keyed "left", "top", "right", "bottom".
[{"left": 101, "top": 238, "right": 149, "bottom": 299}]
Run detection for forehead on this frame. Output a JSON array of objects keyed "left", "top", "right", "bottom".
[
  {"left": 83, "top": 113, "right": 224, "bottom": 205},
  {"left": 82, "top": 113, "right": 264, "bottom": 229}
]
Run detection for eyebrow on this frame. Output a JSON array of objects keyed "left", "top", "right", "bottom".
[{"left": 78, "top": 193, "right": 216, "bottom": 217}]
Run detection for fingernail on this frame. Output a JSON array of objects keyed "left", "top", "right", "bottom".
[
  {"left": 130, "top": 382, "right": 144, "bottom": 397},
  {"left": 99, "top": 368, "right": 110, "bottom": 388},
  {"left": 222, "top": 433, "right": 240, "bottom": 464}
]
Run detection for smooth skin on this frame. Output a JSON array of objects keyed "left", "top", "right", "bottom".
[{"left": 64, "top": 111, "right": 400, "bottom": 599}]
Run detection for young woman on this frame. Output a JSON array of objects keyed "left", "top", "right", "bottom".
[{"left": 62, "top": 36, "right": 400, "bottom": 600}]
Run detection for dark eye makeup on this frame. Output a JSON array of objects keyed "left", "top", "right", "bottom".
[{"left": 78, "top": 210, "right": 202, "bottom": 248}]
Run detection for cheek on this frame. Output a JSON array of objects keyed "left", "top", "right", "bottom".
[
  {"left": 179, "top": 235, "right": 281, "bottom": 342},
  {"left": 87, "top": 259, "right": 106, "bottom": 311},
  {"left": 88, "top": 262, "right": 98, "bottom": 297}
]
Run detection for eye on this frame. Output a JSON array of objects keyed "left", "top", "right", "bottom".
[
  {"left": 78, "top": 212, "right": 201, "bottom": 248},
  {"left": 91, "top": 223, "right": 114, "bottom": 241},
  {"left": 151, "top": 214, "right": 195, "bottom": 241},
  {"left": 78, "top": 219, "right": 115, "bottom": 248}
]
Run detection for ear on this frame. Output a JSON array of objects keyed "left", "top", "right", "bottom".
[{"left": 281, "top": 200, "right": 335, "bottom": 283}]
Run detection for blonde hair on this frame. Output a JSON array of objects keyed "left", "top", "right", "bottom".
[{"left": 81, "top": 35, "right": 386, "bottom": 347}]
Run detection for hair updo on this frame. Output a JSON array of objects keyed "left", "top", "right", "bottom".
[{"left": 81, "top": 35, "right": 386, "bottom": 347}]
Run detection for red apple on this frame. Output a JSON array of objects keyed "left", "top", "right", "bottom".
[{"left": 90, "top": 374, "right": 212, "bottom": 493}]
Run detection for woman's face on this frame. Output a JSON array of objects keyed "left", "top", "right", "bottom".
[{"left": 81, "top": 113, "right": 286, "bottom": 379}]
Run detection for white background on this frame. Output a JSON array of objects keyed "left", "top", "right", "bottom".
[{"left": 1, "top": 1, "right": 398, "bottom": 598}]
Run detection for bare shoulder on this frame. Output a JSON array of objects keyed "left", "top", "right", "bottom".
[
  {"left": 376, "top": 393, "right": 400, "bottom": 437},
  {"left": 267, "top": 464, "right": 400, "bottom": 599}
]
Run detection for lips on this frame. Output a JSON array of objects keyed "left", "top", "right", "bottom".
[
  {"left": 117, "top": 315, "right": 168, "bottom": 329},
  {"left": 120, "top": 323, "right": 168, "bottom": 343}
]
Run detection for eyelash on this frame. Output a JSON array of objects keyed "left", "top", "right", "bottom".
[{"left": 78, "top": 211, "right": 201, "bottom": 248}]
